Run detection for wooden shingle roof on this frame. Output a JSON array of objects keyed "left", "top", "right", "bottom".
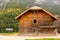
[{"left": 15, "top": 6, "right": 57, "bottom": 20}]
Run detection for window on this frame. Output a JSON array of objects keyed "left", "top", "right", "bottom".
[
  {"left": 33, "top": 10, "right": 39, "bottom": 14},
  {"left": 34, "top": 19, "right": 36, "bottom": 23}
]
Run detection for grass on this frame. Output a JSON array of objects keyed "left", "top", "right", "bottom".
[
  {"left": 26, "top": 38, "right": 60, "bottom": 40},
  {"left": 41, "top": 38, "right": 60, "bottom": 40},
  {"left": 0, "top": 32, "right": 18, "bottom": 36}
]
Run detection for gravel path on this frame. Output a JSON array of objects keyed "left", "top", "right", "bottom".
[
  {"left": 0, "top": 33, "right": 60, "bottom": 40},
  {"left": 0, "top": 35, "right": 60, "bottom": 40}
]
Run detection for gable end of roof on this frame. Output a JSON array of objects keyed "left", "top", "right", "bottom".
[{"left": 15, "top": 6, "right": 57, "bottom": 20}]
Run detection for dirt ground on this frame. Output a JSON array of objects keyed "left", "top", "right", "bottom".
[{"left": 0, "top": 33, "right": 60, "bottom": 40}]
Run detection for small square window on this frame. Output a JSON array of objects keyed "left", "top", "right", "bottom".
[
  {"left": 33, "top": 10, "right": 39, "bottom": 14},
  {"left": 34, "top": 19, "right": 36, "bottom": 23}
]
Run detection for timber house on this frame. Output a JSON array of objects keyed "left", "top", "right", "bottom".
[{"left": 15, "top": 6, "right": 58, "bottom": 36}]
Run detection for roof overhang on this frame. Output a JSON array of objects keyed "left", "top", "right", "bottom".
[{"left": 15, "top": 6, "right": 57, "bottom": 20}]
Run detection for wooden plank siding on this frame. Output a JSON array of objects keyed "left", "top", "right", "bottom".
[
  {"left": 18, "top": 10, "right": 55, "bottom": 34},
  {"left": 19, "top": 10, "right": 54, "bottom": 27}
]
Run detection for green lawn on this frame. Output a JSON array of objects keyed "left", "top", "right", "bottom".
[
  {"left": 0, "top": 32, "right": 18, "bottom": 36},
  {"left": 26, "top": 38, "right": 60, "bottom": 40}
]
